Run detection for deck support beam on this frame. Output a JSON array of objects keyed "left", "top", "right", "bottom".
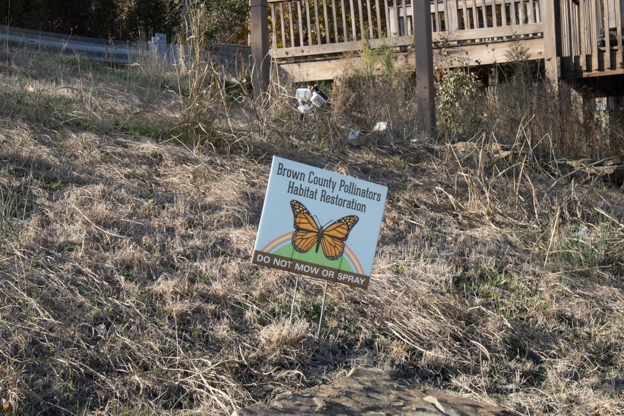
[
  {"left": 543, "top": 0, "right": 559, "bottom": 90},
  {"left": 251, "top": 0, "right": 270, "bottom": 103},
  {"left": 414, "top": 0, "right": 436, "bottom": 135}
]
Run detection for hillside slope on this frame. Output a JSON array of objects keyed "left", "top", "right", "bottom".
[{"left": 1, "top": 49, "right": 623, "bottom": 415}]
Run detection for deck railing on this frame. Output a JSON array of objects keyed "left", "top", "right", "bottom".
[
  {"left": 558, "top": 0, "right": 623, "bottom": 75},
  {"left": 268, "top": 0, "right": 544, "bottom": 59}
]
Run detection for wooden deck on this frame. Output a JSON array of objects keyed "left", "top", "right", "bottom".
[{"left": 262, "top": 0, "right": 623, "bottom": 81}]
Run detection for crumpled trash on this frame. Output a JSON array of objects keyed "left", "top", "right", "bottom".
[
  {"left": 576, "top": 227, "right": 588, "bottom": 238},
  {"left": 347, "top": 130, "right": 361, "bottom": 141},
  {"left": 372, "top": 121, "right": 388, "bottom": 132},
  {"left": 297, "top": 104, "right": 314, "bottom": 114},
  {"left": 347, "top": 122, "right": 389, "bottom": 145}
]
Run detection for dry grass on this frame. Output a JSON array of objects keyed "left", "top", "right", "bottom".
[{"left": 0, "top": 45, "right": 623, "bottom": 416}]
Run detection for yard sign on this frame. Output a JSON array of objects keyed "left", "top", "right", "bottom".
[{"left": 252, "top": 156, "right": 387, "bottom": 289}]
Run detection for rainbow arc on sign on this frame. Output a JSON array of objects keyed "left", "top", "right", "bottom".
[{"left": 260, "top": 231, "right": 364, "bottom": 274}]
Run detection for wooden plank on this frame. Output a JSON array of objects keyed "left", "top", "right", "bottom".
[
  {"left": 559, "top": 0, "right": 565, "bottom": 55},
  {"left": 584, "top": 0, "right": 591, "bottom": 55},
  {"left": 358, "top": 0, "right": 365, "bottom": 37},
  {"left": 251, "top": 0, "right": 270, "bottom": 102},
  {"left": 384, "top": 0, "right": 390, "bottom": 35},
  {"left": 350, "top": 0, "right": 358, "bottom": 39},
  {"left": 607, "top": 0, "right": 617, "bottom": 26},
  {"left": 535, "top": 0, "right": 541, "bottom": 21},
  {"left": 604, "top": 0, "right": 611, "bottom": 69},
  {"left": 591, "top": 0, "right": 599, "bottom": 71},
  {"left": 562, "top": 0, "right": 575, "bottom": 71},
  {"left": 323, "top": 0, "right": 331, "bottom": 43},
  {"left": 342, "top": 0, "right": 349, "bottom": 40},
  {"left": 369, "top": 0, "right": 375, "bottom": 37},
  {"left": 616, "top": 0, "right": 623, "bottom": 69},
  {"left": 278, "top": 37, "right": 545, "bottom": 81},
  {"left": 289, "top": 1, "right": 295, "bottom": 47},
  {"left": 565, "top": 0, "right": 571, "bottom": 58},
  {"left": 376, "top": 0, "right": 383, "bottom": 37},
  {"left": 563, "top": 0, "right": 568, "bottom": 57},
  {"left": 419, "top": 20, "right": 543, "bottom": 38},
  {"left": 580, "top": 0, "right": 587, "bottom": 70},
  {"left": 442, "top": 33, "right": 544, "bottom": 61},
  {"left": 280, "top": 3, "right": 286, "bottom": 47},
  {"left": 445, "top": 0, "right": 456, "bottom": 30},
  {"left": 333, "top": 0, "right": 339, "bottom": 41},
  {"left": 314, "top": 0, "right": 322, "bottom": 44},
  {"left": 306, "top": 0, "right": 313, "bottom": 45},
  {"left": 501, "top": 0, "right": 508, "bottom": 26},
  {"left": 332, "top": 0, "right": 340, "bottom": 42},
  {"left": 298, "top": 1, "right": 304, "bottom": 46},
  {"left": 271, "top": 3, "right": 277, "bottom": 48},
  {"left": 394, "top": 0, "right": 400, "bottom": 35},
  {"left": 572, "top": 0, "right": 581, "bottom": 57},
  {"left": 414, "top": 0, "right": 435, "bottom": 134},
  {"left": 472, "top": 0, "right": 479, "bottom": 28},
  {"left": 271, "top": 22, "right": 544, "bottom": 57},
  {"left": 482, "top": 0, "right": 489, "bottom": 28},
  {"left": 543, "top": 0, "right": 558, "bottom": 83},
  {"left": 562, "top": 65, "right": 624, "bottom": 77}
]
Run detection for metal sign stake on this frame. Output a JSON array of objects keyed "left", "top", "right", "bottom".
[
  {"left": 316, "top": 281, "right": 328, "bottom": 339},
  {"left": 288, "top": 275, "right": 299, "bottom": 331}
]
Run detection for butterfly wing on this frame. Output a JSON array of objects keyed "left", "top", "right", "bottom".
[
  {"left": 320, "top": 215, "right": 359, "bottom": 260},
  {"left": 290, "top": 200, "right": 319, "bottom": 253}
]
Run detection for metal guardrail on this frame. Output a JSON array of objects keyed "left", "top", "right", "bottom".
[
  {"left": 0, "top": 25, "right": 254, "bottom": 79},
  {"left": 0, "top": 24, "right": 160, "bottom": 64}
]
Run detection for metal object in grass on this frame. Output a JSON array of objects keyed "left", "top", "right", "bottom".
[
  {"left": 0, "top": 24, "right": 180, "bottom": 66},
  {"left": 316, "top": 280, "right": 328, "bottom": 339},
  {"left": 295, "top": 87, "right": 327, "bottom": 119},
  {"left": 288, "top": 277, "right": 329, "bottom": 340},
  {"left": 288, "top": 274, "right": 299, "bottom": 331}
]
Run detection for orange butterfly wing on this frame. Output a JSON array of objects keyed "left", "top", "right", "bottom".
[
  {"left": 320, "top": 216, "right": 359, "bottom": 260},
  {"left": 291, "top": 200, "right": 319, "bottom": 253},
  {"left": 290, "top": 200, "right": 359, "bottom": 260}
]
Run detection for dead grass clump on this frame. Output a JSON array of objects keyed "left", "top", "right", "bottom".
[{"left": 259, "top": 320, "right": 310, "bottom": 351}]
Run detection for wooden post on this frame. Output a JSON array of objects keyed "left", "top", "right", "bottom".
[
  {"left": 414, "top": 0, "right": 436, "bottom": 134},
  {"left": 251, "top": 0, "right": 270, "bottom": 103},
  {"left": 543, "top": 0, "right": 559, "bottom": 89}
]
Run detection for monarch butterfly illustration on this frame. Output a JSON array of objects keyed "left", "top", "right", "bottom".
[{"left": 290, "top": 200, "right": 359, "bottom": 261}]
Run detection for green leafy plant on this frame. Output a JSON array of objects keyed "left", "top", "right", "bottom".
[{"left": 434, "top": 57, "right": 482, "bottom": 135}]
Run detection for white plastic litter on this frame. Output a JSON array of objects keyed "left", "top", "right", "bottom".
[
  {"left": 296, "top": 88, "right": 326, "bottom": 115},
  {"left": 297, "top": 104, "right": 314, "bottom": 114},
  {"left": 295, "top": 88, "right": 312, "bottom": 101},
  {"left": 373, "top": 121, "right": 388, "bottom": 131},
  {"left": 347, "top": 130, "right": 361, "bottom": 141},
  {"left": 310, "top": 91, "right": 327, "bottom": 107}
]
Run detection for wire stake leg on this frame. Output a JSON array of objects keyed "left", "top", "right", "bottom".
[
  {"left": 316, "top": 281, "right": 328, "bottom": 339},
  {"left": 288, "top": 275, "right": 299, "bottom": 331}
]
